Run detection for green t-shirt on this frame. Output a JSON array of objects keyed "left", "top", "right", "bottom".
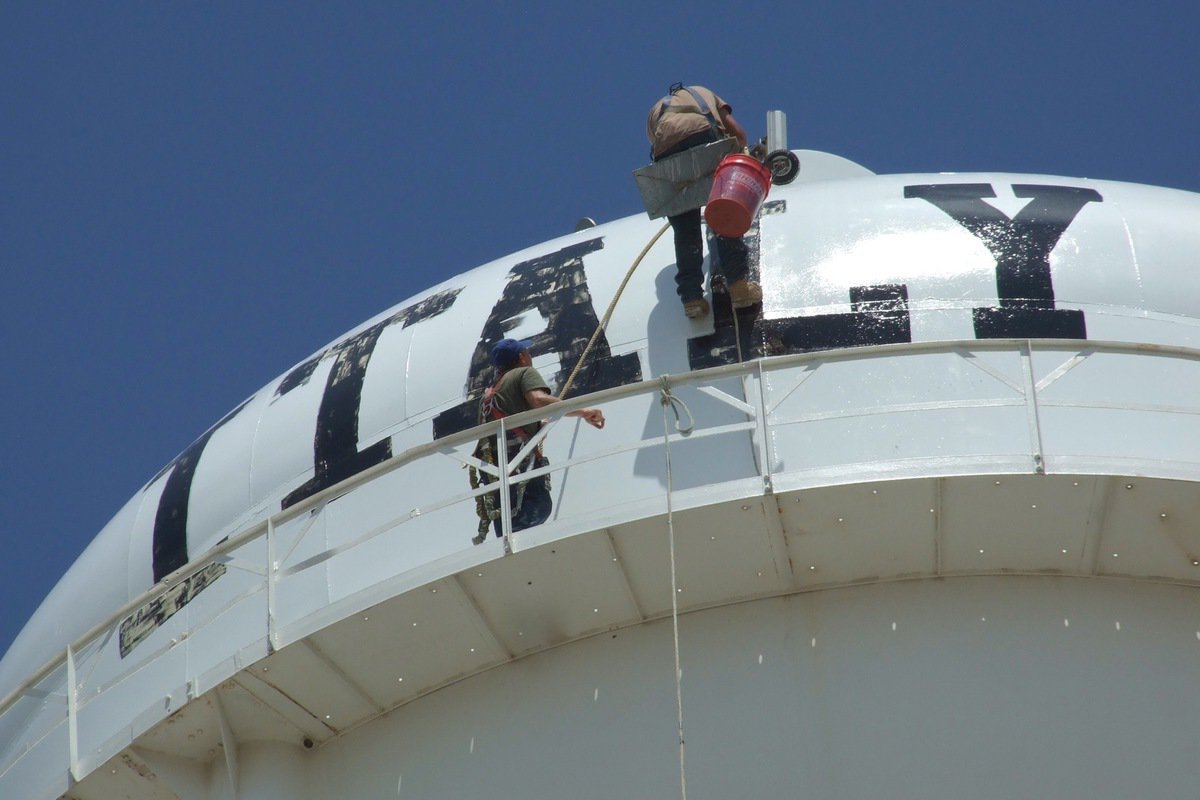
[{"left": 483, "top": 366, "right": 550, "bottom": 424}]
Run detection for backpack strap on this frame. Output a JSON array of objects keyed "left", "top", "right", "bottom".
[
  {"left": 480, "top": 370, "right": 538, "bottom": 442},
  {"left": 681, "top": 86, "right": 720, "bottom": 134},
  {"left": 654, "top": 85, "right": 720, "bottom": 135}
]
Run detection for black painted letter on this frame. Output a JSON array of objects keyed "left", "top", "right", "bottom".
[
  {"left": 151, "top": 400, "right": 250, "bottom": 581},
  {"left": 282, "top": 288, "right": 461, "bottom": 509},
  {"left": 432, "top": 238, "right": 642, "bottom": 438},
  {"left": 904, "top": 183, "right": 1101, "bottom": 338}
]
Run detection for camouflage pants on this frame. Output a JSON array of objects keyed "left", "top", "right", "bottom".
[{"left": 470, "top": 436, "right": 551, "bottom": 544}]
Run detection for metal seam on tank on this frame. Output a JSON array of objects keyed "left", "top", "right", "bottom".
[
  {"left": 245, "top": 386, "right": 271, "bottom": 517},
  {"left": 1082, "top": 183, "right": 1144, "bottom": 314},
  {"left": 122, "top": 479, "right": 154, "bottom": 608},
  {"left": 367, "top": 313, "right": 413, "bottom": 437},
  {"left": 1061, "top": 301, "right": 1200, "bottom": 326},
  {"left": 1119, "top": 213, "right": 1145, "bottom": 306},
  {"left": 397, "top": 324, "right": 410, "bottom": 424}
]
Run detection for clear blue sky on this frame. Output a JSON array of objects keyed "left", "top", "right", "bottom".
[{"left": 2, "top": 1, "right": 1197, "bottom": 660}]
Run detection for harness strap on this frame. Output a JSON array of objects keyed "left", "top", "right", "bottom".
[
  {"left": 682, "top": 86, "right": 720, "bottom": 134},
  {"left": 481, "top": 371, "right": 539, "bottom": 443},
  {"left": 654, "top": 86, "right": 721, "bottom": 135}
]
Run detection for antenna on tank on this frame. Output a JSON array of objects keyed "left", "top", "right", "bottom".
[{"left": 764, "top": 110, "right": 800, "bottom": 185}]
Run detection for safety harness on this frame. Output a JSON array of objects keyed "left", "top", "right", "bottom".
[
  {"left": 651, "top": 84, "right": 722, "bottom": 159},
  {"left": 469, "top": 369, "right": 548, "bottom": 543}
]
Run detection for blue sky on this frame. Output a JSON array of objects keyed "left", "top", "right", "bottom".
[{"left": 2, "top": 1, "right": 1197, "bottom": 660}]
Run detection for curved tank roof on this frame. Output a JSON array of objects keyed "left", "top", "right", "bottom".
[
  {"left": 4, "top": 150, "right": 1200, "bottom": 799},
  {"left": 4, "top": 150, "right": 1200, "bottom": 693}
]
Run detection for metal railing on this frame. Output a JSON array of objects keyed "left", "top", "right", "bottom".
[{"left": 5, "top": 337, "right": 1200, "bottom": 790}]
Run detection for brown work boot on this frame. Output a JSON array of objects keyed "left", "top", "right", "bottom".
[
  {"left": 682, "top": 297, "right": 710, "bottom": 319},
  {"left": 728, "top": 279, "right": 762, "bottom": 309}
]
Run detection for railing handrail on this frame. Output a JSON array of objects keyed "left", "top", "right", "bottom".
[{"left": 3, "top": 336, "right": 1199, "bottom": 720}]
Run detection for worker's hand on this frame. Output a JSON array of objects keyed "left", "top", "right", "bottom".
[{"left": 581, "top": 408, "right": 605, "bottom": 429}]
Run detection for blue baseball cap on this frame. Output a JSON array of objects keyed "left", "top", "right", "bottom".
[{"left": 490, "top": 338, "right": 533, "bottom": 369}]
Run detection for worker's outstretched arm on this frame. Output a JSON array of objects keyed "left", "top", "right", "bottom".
[
  {"left": 722, "top": 111, "right": 748, "bottom": 149},
  {"left": 524, "top": 389, "right": 606, "bottom": 429}
]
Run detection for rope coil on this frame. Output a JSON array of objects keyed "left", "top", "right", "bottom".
[{"left": 659, "top": 375, "right": 695, "bottom": 436}]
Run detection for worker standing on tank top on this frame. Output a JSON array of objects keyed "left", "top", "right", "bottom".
[{"left": 647, "top": 83, "right": 763, "bottom": 320}]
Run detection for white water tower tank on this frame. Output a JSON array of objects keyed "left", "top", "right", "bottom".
[{"left": 3, "top": 148, "right": 1200, "bottom": 799}]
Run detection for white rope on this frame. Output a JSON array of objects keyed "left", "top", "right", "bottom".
[
  {"left": 557, "top": 216, "right": 704, "bottom": 798},
  {"left": 554, "top": 221, "right": 692, "bottom": 798},
  {"left": 560, "top": 220, "right": 671, "bottom": 400},
  {"left": 731, "top": 293, "right": 745, "bottom": 364},
  {"left": 659, "top": 375, "right": 691, "bottom": 800}
]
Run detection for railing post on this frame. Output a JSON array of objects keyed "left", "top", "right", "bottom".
[
  {"left": 66, "top": 644, "right": 79, "bottom": 782},
  {"left": 1020, "top": 340, "right": 1047, "bottom": 475},
  {"left": 13, "top": 336, "right": 1200, "bottom": 774},
  {"left": 266, "top": 516, "right": 278, "bottom": 652},
  {"left": 497, "top": 418, "right": 514, "bottom": 554},
  {"left": 753, "top": 361, "right": 774, "bottom": 493}
]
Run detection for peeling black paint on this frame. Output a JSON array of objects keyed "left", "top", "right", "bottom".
[
  {"left": 686, "top": 214, "right": 766, "bottom": 369},
  {"left": 120, "top": 562, "right": 226, "bottom": 658},
  {"left": 151, "top": 399, "right": 251, "bottom": 582},
  {"left": 277, "top": 356, "right": 321, "bottom": 395},
  {"left": 282, "top": 321, "right": 394, "bottom": 508},
  {"left": 688, "top": 284, "right": 912, "bottom": 369},
  {"left": 281, "top": 287, "right": 462, "bottom": 508},
  {"left": 276, "top": 288, "right": 463, "bottom": 399},
  {"left": 904, "top": 183, "right": 1101, "bottom": 339},
  {"left": 761, "top": 199, "right": 787, "bottom": 217},
  {"left": 150, "top": 287, "right": 461, "bottom": 584},
  {"left": 684, "top": 297, "right": 759, "bottom": 370},
  {"left": 432, "top": 238, "right": 643, "bottom": 439},
  {"left": 149, "top": 288, "right": 461, "bottom": 582},
  {"left": 763, "top": 284, "right": 912, "bottom": 354},
  {"left": 145, "top": 182, "right": 1102, "bottom": 587},
  {"left": 400, "top": 288, "right": 460, "bottom": 328}
]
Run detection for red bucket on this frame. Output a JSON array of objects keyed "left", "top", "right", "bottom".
[{"left": 704, "top": 154, "right": 773, "bottom": 237}]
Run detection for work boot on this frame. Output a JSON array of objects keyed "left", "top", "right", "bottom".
[
  {"left": 728, "top": 279, "right": 762, "bottom": 309},
  {"left": 682, "top": 297, "right": 710, "bottom": 319}
]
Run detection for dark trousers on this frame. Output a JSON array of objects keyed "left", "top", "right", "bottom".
[
  {"left": 491, "top": 464, "right": 553, "bottom": 537},
  {"left": 655, "top": 129, "right": 750, "bottom": 301},
  {"left": 667, "top": 209, "right": 749, "bottom": 301}
]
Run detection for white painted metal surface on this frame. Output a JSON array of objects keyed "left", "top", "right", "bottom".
[{"left": 3, "top": 150, "right": 1200, "bottom": 799}]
